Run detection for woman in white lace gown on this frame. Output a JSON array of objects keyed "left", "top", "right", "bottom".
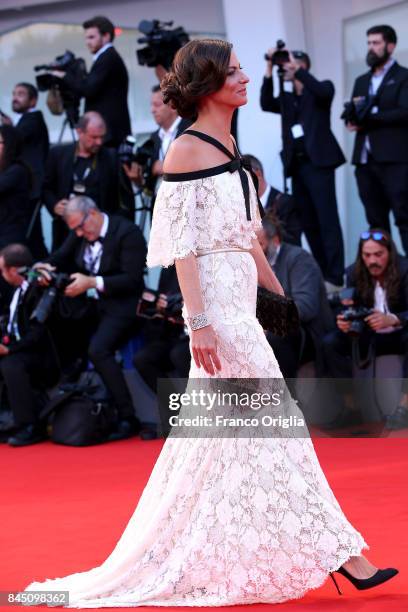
[{"left": 24, "top": 39, "right": 397, "bottom": 607}]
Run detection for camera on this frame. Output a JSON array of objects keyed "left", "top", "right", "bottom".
[
  {"left": 18, "top": 266, "right": 73, "bottom": 324},
  {"left": 264, "top": 39, "right": 290, "bottom": 67},
  {"left": 137, "top": 289, "right": 184, "bottom": 325},
  {"left": 118, "top": 135, "right": 155, "bottom": 168},
  {"left": 118, "top": 134, "right": 158, "bottom": 193},
  {"left": 341, "top": 306, "right": 373, "bottom": 336},
  {"left": 341, "top": 95, "right": 375, "bottom": 126},
  {"left": 136, "top": 20, "right": 189, "bottom": 70},
  {"left": 34, "top": 50, "right": 87, "bottom": 127}
]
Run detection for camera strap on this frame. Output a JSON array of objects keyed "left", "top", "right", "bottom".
[{"left": 351, "top": 336, "right": 374, "bottom": 370}]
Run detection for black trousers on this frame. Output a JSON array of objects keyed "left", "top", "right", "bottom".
[
  {"left": 292, "top": 159, "right": 345, "bottom": 286},
  {"left": 0, "top": 351, "right": 45, "bottom": 427},
  {"left": 88, "top": 314, "right": 137, "bottom": 419},
  {"left": 322, "top": 326, "right": 408, "bottom": 380},
  {"left": 134, "top": 335, "right": 191, "bottom": 392},
  {"left": 355, "top": 159, "right": 408, "bottom": 255}
]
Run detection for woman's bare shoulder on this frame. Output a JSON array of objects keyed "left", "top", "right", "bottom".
[{"left": 163, "top": 134, "right": 207, "bottom": 174}]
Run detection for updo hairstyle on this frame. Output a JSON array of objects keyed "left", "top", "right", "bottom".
[{"left": 161, "top": 39, "right": 233, "bottom": 119}]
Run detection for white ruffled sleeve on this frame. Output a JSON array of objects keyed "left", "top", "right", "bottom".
[{"left": 146, "top": 180, "right": 198, "bottom": 268}]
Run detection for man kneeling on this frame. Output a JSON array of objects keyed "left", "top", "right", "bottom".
[
  {"left": 0, "top": 244, "right": 59, "bottom": 446},
  {"left": 45, "top": 196, "right": 147, "bottom": 441}
]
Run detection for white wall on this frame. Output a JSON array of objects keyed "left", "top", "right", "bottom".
[
  {"left": 222, "top": 0, "right": 306, "bottom": 190},
  {"left": 0, "top": 0, "right": 225, "bottom": 35}
]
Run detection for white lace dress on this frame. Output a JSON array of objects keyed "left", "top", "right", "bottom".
[{"left": 24, "top": 167, "right": 368, "bottom": 607}]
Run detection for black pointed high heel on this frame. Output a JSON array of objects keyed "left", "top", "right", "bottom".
[{"left": 329, "top": 565, "right": 399, "bottom": 594}]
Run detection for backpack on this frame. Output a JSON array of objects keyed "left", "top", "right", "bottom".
[{"left": 41, "top": 372, "right": 114, "bottom": 446}]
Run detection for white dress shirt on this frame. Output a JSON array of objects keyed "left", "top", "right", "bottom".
[
  {"left": 158, "top": 117, "right": 182, "bottom": 161},
  {"left": 92, "top": 42, "right": 113, "bottom": 63},
  {"left": 361, "top": 58, "right": 395, "bottom": 163},
  {"left": 373, "top": 281, "right": 401, "bottom": 334},
  {"left": 83, "top": 213, "right": 109, "bottom": 294},
  {"left": 260, "top": 184, "right": 272, "bottom": 209},
  {"left": 7, "top": 280, "right": 29, "bottom": 336},
  {"left": 155, "top": 117, "right": 182, "bottom": 193}
]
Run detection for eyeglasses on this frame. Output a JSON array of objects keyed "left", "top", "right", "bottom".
[
  {"left": 360, "top": 231, "right": 389, "bottom": 243},
  {"left": 71, "top": 211, "right": 90, "bottom": 232}
]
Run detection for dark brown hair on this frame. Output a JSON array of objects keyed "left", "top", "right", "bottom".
[
  {"left": 353, "top": 228, "right": 400, "bottom": 309},
  {"left": 83, "top": 16, "right": 115, "bottom": 41},
  {"left": 0, "top": 243, "right": 33, "bottom": 268},
  {"left": 161, "top": 39, "right": 233, "bottom": 119},
  {"left": 367, "top": 25, "right": 397, "bottom": 45}
]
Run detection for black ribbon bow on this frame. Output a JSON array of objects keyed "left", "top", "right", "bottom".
[
  {"left": 227, "top": 157, "right": 256, "bottom": 221},
  {"left": 87, "top": 235, "right": 104, "bottom": 247},
  {"left": 183, "top": 130, "right": 264, "bottom": 222}
]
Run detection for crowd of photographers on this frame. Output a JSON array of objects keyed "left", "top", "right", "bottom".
[{"left": 0, "top": 16, "right": 408, "bottom": 447}]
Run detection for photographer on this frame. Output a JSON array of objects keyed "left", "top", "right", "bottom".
[
  {"left": 54, "top": 16, "right": 131, "bottom": 147},
  {"left": 44, "top": 196, "right": 147, "bottom": 441},
  {"left": 1, "top": 82, "right": 49, "bottom": 259},
  {"left": 348, "top": 26, "right": 408, "bottom": 254},
  {"left": 0, "top": 124, "right": 31, "bottom": 307},
  {"left": 260, "top": 45, "right": 345, "bottom": 289},
  {"left": 322, "top": 230, "right": 408, "bottom": 429},
  {"left": 257, "top": 211, "right": 334, "bottom": 377},
  {"left": 43, "top": 112, "right": 134, "bottom": 250},
  {"left": 0, "top": 244, "right": 59, "bottom": 447},
  {"left": 123, "top": 85, "right": 190, "bottom": 196},
  {"left": 242, "top": 153, "right": 301, "bottom": 245},
  {"left": 133, "top": 266, "right": 190, "bottom": 393}
]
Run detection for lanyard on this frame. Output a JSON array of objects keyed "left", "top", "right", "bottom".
[{"left": 73, "top": 154, "right": 97, "bottom": 183}]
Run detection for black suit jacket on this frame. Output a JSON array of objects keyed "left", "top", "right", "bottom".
[
  {"left": 350, "top": 62, "right": 408, "bottom": 164},
  {"left": 147, "top": 118, "right": 191, "bottom": 193},
  {"left": 63, "top": 47, "right": 131, "bottom": 146},
  {"left": 49, "top": 215, "right": 146, "bottom": 318},
  {"left": 43, "top": 142, "right": 134, "bottom": 248},
  {"left": 265, "top": 186, "right": 302, "bottom": 245},
  {"left": 273, "top": 242, "right": 335, "bottom": 371},
  {"left": 15, "top": 111, "right": 49, "bottom": 199},
  {"left": 0, "top": 162, "right": 31, "bottom": 248},
  {"left": 260, "top": 68, "right": 345, "bottom": 174},
  {"left": 6, "top": 284, "right": 60, "bottom": 385},
  {"left": 346, "top": 255, "right": 408, "bottom": 324},
  {"left": 150, "top": 118, "right": 192, "bottom": 161}
]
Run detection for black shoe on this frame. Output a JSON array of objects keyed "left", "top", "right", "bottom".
[
  {"left": 385, "top": 406, "right": 408, "bottom": 430},
  {"left": 329, "top": 565, "right": 399, "bottom": 594},
  {"left": 321, "top": 409, "right": 363, "bottom": 430},
  {"left": 0, "top": 409, "right": 15, "bottom": 433},
  {"left": 107, "top": 416, "right": 141, "bottom": 442},
  {"left": 7, "top": 423, "right": 47, "bottom": 447}
]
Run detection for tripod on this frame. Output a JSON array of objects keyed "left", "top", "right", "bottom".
[
  {"left": 277, "top": 64, "right": 289, "bottom": 195},
  {"left": 57, "top": 115, "right": 76, "bottom": 143},
  {"left": 134, "top": 188, "right": 154, "bottom": 235}
]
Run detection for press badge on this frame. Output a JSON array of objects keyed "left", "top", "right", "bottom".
[{"left": 291, "top": 124, "right": 304, "bottom": 139}]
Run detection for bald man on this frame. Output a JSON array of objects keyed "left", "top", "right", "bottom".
[{"left": 43, "top": 111, "right": 134, "bottom": 249}]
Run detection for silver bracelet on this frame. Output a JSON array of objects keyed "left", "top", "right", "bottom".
[{"left": 188, "top": 312, "right": 210, "bottom": 331}]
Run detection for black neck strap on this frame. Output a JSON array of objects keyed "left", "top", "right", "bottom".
[{"left": 183, "top": 129, "right": 264, "bottom": 221}]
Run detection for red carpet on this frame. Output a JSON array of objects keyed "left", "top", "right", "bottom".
[{"left": 1, "top": 436, "right": 406, "bottom": 611}]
